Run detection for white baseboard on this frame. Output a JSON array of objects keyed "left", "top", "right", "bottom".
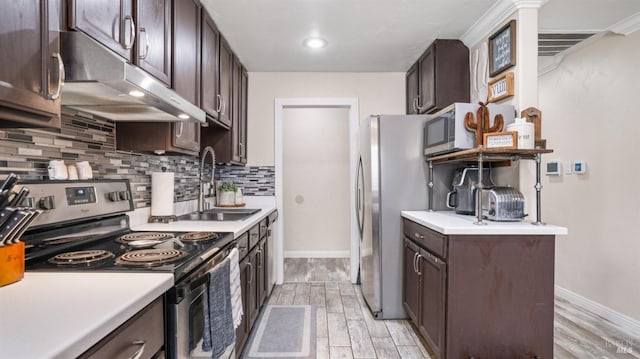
[
  {"left": 284, "top": 250, "right": 350, "bottom": 258},
  {"left": 555, "top": 285, "right": 640, "bottom": 337}
]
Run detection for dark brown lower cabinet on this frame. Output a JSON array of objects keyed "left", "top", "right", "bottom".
[
  {"left": 235, "top": 254, "right": 250, "bottom": 353},
  {"left": 402, "top": 218, "right": 555, "bottom": 359},
  {"left": 235, "top": 218, "right": 272, "bottom": 355},
  {"left": 79, "top": 296, "right": 164, "bottom": 359}
]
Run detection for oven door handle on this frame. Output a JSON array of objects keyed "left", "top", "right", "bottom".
[{"left": 172, "top": 246, "right": 234, "bottom": 303}]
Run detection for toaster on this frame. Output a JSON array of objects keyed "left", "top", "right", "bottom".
[{"left": 481, "top": 187, "right": 526, "bottom": 221}]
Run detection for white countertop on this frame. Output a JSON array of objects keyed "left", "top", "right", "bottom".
[
  {"left": 0, "top": 272, "right": 173, "bottom": 359},
  {"left": 130, "top": 196, "right": 276, "bottom": 238},
  {"left": 401, "top": 210, "right": 568, "bottom": 235}
]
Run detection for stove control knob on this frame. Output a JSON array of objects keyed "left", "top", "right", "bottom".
[
  {"left": 118, "top": 191, "right": 131, "bottom": 200},
  {"left": 39, "top": 195, "right": 56, "bottom": 210},
  {"left": 107, "top": 191, "right": 131, "bottom": 202}
]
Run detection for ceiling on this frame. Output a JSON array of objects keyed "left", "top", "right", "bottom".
[{"left": 200, "top": 0, "right": 640, "bottom": 72}]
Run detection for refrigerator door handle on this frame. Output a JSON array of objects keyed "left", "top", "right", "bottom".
[{"left": 355, "top": 156, "right": 364, "bottom": 239}]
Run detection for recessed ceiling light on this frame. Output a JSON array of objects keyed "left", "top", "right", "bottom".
[
  {"left": 129, "top": 90, "right": 145, "bottom": 97},
  {"left": 178, "top": 114, "right": 190, "bottom": 120},
  {"left": 303, "top": 37, "right": 327, "bottom": 49}
]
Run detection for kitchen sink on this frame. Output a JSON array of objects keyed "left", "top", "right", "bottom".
[{"left": 177, "top": 208, "right": 261, "bottom": 222}]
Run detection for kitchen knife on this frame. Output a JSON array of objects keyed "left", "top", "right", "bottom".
[
  {"left": 0, "top": 207, "right": 18, "bottom": 231},
  {"left": 0, "top": 189, "right": 10, "bottom": 209},
  {"left": 0, "top": 173, "right": 18, "bottom": 192},
  {"left": 7, "top": 210, "right": 40, "bottom": 244},
  {"left": 8, "top": 187, "right": 29, "bottom": 207},
  {"left": 0, "top": 210, "right": 28, "bottom": 246}
]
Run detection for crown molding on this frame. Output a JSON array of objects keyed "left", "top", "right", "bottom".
[
  {"left": 608, "top": 12, "right": 640, "bottom": 36},
  {"left": 461, "top": 0, "right": 548, "bottom": 47}
]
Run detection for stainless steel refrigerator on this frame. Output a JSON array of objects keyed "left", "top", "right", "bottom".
[{"left": 356, "top": 114, "right": 428, "bottom": 319}]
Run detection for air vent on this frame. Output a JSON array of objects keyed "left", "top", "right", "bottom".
[{"left": 538, "top": 33, "right": 595, "bottom": 56}]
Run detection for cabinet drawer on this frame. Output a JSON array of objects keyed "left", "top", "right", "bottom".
[
  {"left": 237, "top": 232, "right": 249, "bottom": 259},
  {"left": 259, "top": 218, "right": 268, "bottom": 239},
  {"left": 79, "top": 296, "right": 164, "bottom": 359},
  {"left": 403, "top": 219, "right": 447, "bottom": 259},
  {"left": 249, "top": 224, "right": 260, "bottom": 249}
]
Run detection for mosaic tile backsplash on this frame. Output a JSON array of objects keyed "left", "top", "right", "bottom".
[{"left": 0, "top": 110, "right": 274, "bottom": 208}]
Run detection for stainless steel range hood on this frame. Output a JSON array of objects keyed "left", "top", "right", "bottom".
[{"left": 60, "top": 31, "right": 205, "bottom": 123}]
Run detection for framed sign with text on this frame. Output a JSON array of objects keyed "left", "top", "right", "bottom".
[
  {"left": 488, "top": 72, "right": 515, "bottom": 102},
  {"left": 489, "top": 20, "right": 516, "bottom": 77},
  {"left": 484, "top": 131, "right": 517, "bottom": 150}
]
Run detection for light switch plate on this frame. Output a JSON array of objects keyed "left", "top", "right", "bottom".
[{"left": 564, "top": 161, "right": 573, "bottom": 175}]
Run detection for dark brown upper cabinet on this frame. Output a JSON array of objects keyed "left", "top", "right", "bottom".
[
  {"left": 0, "top": 0, "right": 62, "bottom": 129},
  {"left": 115, "top": 0, "right": 199, "bottom": 155},
  {"left": 201, "top": 10, "right": 226, "bottom": 128},
  {"left": 134, "top": 0, "right": 172, "bottom": 85},
  {"left": 407, "top": 39, "right": 470, "bottom": 115},
  {"left": 406, "top": 62, "right": 419, "bottom": 114},
  {"left": 68, "top": 0, "right": 135, "bottom": 61},
  {"left": 218, "top": 35, "right": 233, "bottom": 127},
  {"left": 202, "top": 55, "right": 247, "bottom": 165}
]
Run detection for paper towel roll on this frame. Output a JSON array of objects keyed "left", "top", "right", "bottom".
[{"left": 151, "top": 172, "right": 175, "bottom": 216}]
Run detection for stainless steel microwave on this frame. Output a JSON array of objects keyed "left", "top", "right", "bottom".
[{"left": 423, "top": 102, "right": 516, "bottom": 157}]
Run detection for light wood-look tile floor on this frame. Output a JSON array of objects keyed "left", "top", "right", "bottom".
[
  {"left": 268, "top": 281, "right": 432, "bottom": 358},
  {"left": 273, "top": 258, "right": 640, "bottom": 358}
]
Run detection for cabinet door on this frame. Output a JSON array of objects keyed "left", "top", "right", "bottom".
[
  {"left": 218, "top": 36, "right": 233, "bottom": 127},
  {"left": 418, "top": 249, "right": 446, "bottom": 359},
  {"left": 417, "top": 45, "right": 435, "bottom": 113},
  {"left": 405, "top": 62, "right": 419, "bottom": 114},
  {"left": 235, "top": 255, "right": 250, "bottom": 354},
  {"left": 0, "top": 0, "right": 61, "bottom": 128},
  {"left": 135, "top": 0, "right": 171, "bottom": 85},
  {"left": 69, "top": 0, "right": 134, "bottom": 60},
  {"left": 230, "top": 55, "right": 242, "bottom": 163},
  {"left": 257, "top": 238, "right": 267, "bottom": 306},
  {"left": 239, "top": 66, "right": 248, "bottom": 164},
  {"left": 172, "top": 121, "right": 200, "bottom": 154},
  {"left": 171, "top": 0, "right": 200, "bottom": 153},
  {"left": 200, "top": 11, "right": 221, "bottom": 124},
  {"left": 248, "top": 246, "right": 260, "bottom": 327},
  {"left": 402, "top": 238, "right": 421, "bottom": 324}
]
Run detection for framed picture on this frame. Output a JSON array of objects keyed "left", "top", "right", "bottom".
[
  {"left": 484, "top": 131, "right": 517, "bottom": 150},
  {"left": 488, "top": 20, "right": 516, "bottom": 77},
  {"left": 488, "top": 72, "right": 515, "bottom": 102}
]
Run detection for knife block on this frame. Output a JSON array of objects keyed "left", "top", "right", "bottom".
[{"left": 0, "top": 242, "right": 24, "bottom": 287}]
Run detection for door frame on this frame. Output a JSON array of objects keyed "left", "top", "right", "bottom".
[{"left": 274, "top": 98, "right": 360, "bottom": 284}]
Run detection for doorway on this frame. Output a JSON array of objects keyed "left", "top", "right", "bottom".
[{"left": 274, "top": 98, "right": 359, "bottom": 284}]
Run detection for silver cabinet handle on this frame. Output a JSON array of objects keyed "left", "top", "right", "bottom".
[
  {"left": 412, "top": 251, "right": 418, "bottom": 273},
  {"left": 247, "top": 262, "right": 253, "bottom": 283},
  {"left": 216, "top": 94, "right": 222, "bottom": 112},
  {"left": 416, "top": 254, "right": 422, "bottom": 276},
  {"left": 139, "top": 27, "right": 149, "bottom": 59},
  {"left": 414, "top": 232, "right": 424, "bottom": 240},
  {"left": 412, "top": 97, "right": 418, "bottom": 113},
  {"left": 239, "top": 142, "right": 245, "bottom": 157},
  {"left": 176, "top": 122, "right": 184, "bottom": 138},
  {"left": 124, "top": 15, "right": 136, "bottom": 50},
  {"left": 49, "top": 52, "right": 65, "bottom": 100},
  {"left": 128, "top": 340, "right": 145, "bottom": 359},
  {"left": 221, "top": 96, "right": 226, "bottom": 115}
]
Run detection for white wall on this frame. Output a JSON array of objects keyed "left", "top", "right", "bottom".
[
  {"left": 246, "top": 72, "right": 405, "bottom": 166},
  {"left": 539, "top": 31, "right": 640, "bottom": 321},
  {"left": 283, "top": 107, "right": 351, "bottom": 256}
]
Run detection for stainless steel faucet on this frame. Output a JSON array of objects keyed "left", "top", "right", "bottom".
[{"left": 198, "top": 146, "right": 216, "bottom": 213}]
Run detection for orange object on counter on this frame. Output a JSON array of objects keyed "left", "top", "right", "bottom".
[{"left": 0, "top": 242, "right": 25, "bottom": 287}]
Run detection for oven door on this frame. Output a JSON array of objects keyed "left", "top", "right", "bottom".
[{"left": 166, "top": 245, "right": 235, "bottom": 359}]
